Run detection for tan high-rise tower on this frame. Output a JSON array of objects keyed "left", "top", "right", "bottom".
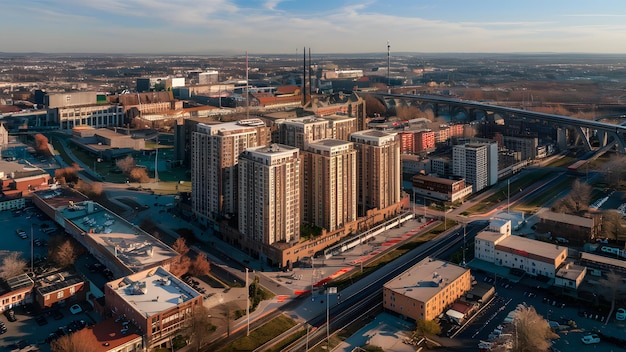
[
  {"left": 191, "top": 119, "right": 269, "bottom": 223},
  {"left": 238, "top": 144, "right": 300, "bottom": 245},
  {"left": 350, "top": 130, "right": 401, "bottom": 216},
  {"left": 302, "top": 139, "right": 357, "bottom": 232}
]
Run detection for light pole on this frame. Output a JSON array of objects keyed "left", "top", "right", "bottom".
[
  {"left": 154, "top": 135, "right": 159, "bottom": 183},
  {"left": 462, "top": 222, "right": 467, "bottom": 267},
  {"left": 327, "top": 287, "right": 337, "bottom": 348},
  {"left": 246, "top": 267, "right": 250, "bottom": 336}
]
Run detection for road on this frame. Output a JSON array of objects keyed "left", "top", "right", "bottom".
[{"left": 280, "top": 221, "right": 489, "bottom": 352}]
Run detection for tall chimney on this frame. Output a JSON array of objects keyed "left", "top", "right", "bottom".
[
  {"left": 302, "top": 46, "right": 306, "bottom": 106},
  {"left": 308, "top": 48, "right": 312, "bottom": 96}
]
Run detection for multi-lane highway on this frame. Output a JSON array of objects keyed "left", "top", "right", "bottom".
[{"left": 282, "top": 221, "right": 489, "bottom": 351}]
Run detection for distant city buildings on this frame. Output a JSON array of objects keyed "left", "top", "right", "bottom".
[{"left": 44, "top": 92, "right": 124, "bottom": 130}]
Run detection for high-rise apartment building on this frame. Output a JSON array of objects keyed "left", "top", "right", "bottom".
[
  {"left": 452, "top": 142, "right": 498, "bottom": 192},
  {"left": 238, "top": 144, "right": 300, "bottom": 245},
  {"left": 278, "top": 117, "right": 330, "bottom": 149},
  {"left": 350, "top": 130, "right": 401, "bottom": 216},
  {"left": 191, "top": 119, "right": 269, "bottom": 223},
  {"left": 302, "top": 139, "right": 357, "bottom": 232}
]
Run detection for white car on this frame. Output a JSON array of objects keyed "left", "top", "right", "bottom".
[
  {"left": 69, "top": 304, "right": 83, "bottom": 315},
  {"left": 581, "top": 334, "right": 600, "bottom": 345},
  {"left": 616, "top": 308, "right": 626, "bottom": 321}
]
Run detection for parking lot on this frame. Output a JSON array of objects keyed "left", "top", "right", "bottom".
[
  {"left": 454, "top": 271, "right": 626, "bottom": 351},
  {"left": 0, "top": 301, "right": 96, "bottom": 351},
  {"left": 1, "top": 205, "right": 59, "bottom": 267}
]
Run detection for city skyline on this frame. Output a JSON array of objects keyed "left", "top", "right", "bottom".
[{"left": 4, "top": 1, "right": 626, "bottom": 55}]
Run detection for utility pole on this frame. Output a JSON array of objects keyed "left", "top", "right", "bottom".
[
  {"left": 154, "top": 134, "right": 159, "bottom": 183},
  {"left": 462, "top": 222, "right": 467, "bottom": 267},
  {"left": 387, "top": 40, "right": 391, "bottom": 93},
  {"left": 246, "top": 267, "right": 250, "bottom": 336},
  {"left": 507, "top": 179, "right": 510, "bottom": 213}
]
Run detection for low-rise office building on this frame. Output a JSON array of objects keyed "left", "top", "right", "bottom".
[
  {"left": 104, "top": 266, "right": 203, "bottom": 350},
  {"left": 536, "top": 210, "right": 599, "bottom": 245},
  {"left": 411, "top": 174, "right": 473, "bottom": 202},
  {"left": 475, "top": 220, "right": 568, "bottom": 278},
  {"left": 383, "top": 258, "right": 472, "bottom": 322},
  {"left": 0, "top": 272, "right": 34, "bottom": 313},
  {"left": 554, "top": 262, "right": 587, "bottom": 290}
]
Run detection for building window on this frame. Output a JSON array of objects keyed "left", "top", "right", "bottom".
[{"left": 57, "top": 291, "right": 64, "bottom": 299}]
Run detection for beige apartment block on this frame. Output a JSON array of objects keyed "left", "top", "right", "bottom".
[{"left": 302, "top": 139, "right": 357, "bottom": 232}]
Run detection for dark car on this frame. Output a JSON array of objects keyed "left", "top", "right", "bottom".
[
  {"left": 51, "top": 310, "right": 64, "bottom": 320},
  {"left": 4, "top": 309, "right": 16, "bottom": 322},
  {"left": 35, "top": 315, "right": 48, "bottom": 326}
]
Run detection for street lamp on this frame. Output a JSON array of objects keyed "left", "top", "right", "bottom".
[
  {"left": 462, "top": 222, "right": 467, "bottom": 267},
  {"left": 327, "top": 287, "right": 337, "bottom": 348}
]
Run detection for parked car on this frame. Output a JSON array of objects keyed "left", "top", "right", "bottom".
[
  {"left": 35, "top": 315, "right": 48, "bottom": 326},
  {"left": 616, "top": 308, "right": 626, "bottom": 321},
  {"left": 70, "top": 304, "right": 83, "bottom": 315},
  {"left": 581, "top": 334, "right": 601, "bottom": 344},
  {"left": 51, "top": 310, "right": 64, "bottom": 320},
  {"left": 4, "top": 309, "right": 16, "bottom": 322}
]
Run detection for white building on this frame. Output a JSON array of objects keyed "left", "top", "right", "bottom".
[
  {"left": 474, "top": 220, "right": 568, "bottom": 278},
  {"left": 452, "top": 142, "right": 498, "bottom": 192}
]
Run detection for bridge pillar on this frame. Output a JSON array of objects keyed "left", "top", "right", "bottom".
[
  {"left": 557, "top": 128, "right": 568, "bottom": 151},
  {"left": 574, "top": 126, "right": 593, "bottom": 152},
  {"left": 597, "top": 130, "right": 608, "bottom": 149},
  {"left": 608, "top": 131, "right": 626, "bottom": 154}
]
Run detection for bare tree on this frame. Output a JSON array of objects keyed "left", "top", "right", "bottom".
[
  {"left": 172, "top": 238, "right": 190, "bottom": 259},
  {"left": 600, "top": 210, "right": 626, "bottom": 241},
  {"left": 362, "top": 94, "right": 387, "bottom": 117},
  {"left": 0, "top": 252, "right": 27, "bottom": 279},
  {"left": 129, "top": 167, "right": 150, "bottom": 183},
  {"left": 191, "top": 253, "right": 211, "bottom": 277},
  {"left": 170, "top": 237, "right": 191, "bottom": 277},
  {"left": 34, "top": 133, "right": 52, "bottom": 156},
  {"left": 552, "top": 179, "right": 591, "bottom": 214},
  {"left": 116, "top": 155, "right": 136, "bottom": 173},
  {"left": 75, "top": 180, "right": 103, "bottom": 198},
  {"left": 50, "top": 333, "right": 93, "bottom": 352},
  {"left": 600, "top": 271, "right": 626, "bottom": 326},
  {"left": 513, "top": 305, "right": 558, "bottom": 352},
  {"left": 54, "top": 164, "right": 80, "bottom": 185},
  {"left": 49, "top": 239, "right": 78, "bottom": 268},
  {"left": 569, "top": 179, "right": 591, "bottom": 212},
  {"left": 186, "top": 305, "right": 216, "bottom": 350}
]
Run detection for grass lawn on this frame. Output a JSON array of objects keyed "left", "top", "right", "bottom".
[
  {"left": 218, "top": 314, "right": 297, "bottom": 352},
  {"left": 513, "top": 175, "right": 575, "bottom": 212}
]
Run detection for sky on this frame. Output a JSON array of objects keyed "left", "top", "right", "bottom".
[{"left": 3, "top": 0, "right": 626, "bottom": 55}]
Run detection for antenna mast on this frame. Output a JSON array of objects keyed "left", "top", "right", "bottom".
[
  {"left": 246, "top": 51, "right": 249, "bottom": 119},
  {"left": 387, "top": 40, "right": 391, "bottom": 93}
]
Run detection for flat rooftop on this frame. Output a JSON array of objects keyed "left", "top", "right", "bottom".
[
  {"left": 59, "top": 200, "right": 178, "bottom": 272},
  {"left": 476, "top": 230, "right": 506, "bottom": 243},
  {"left": 384, "top": 258, "right": 468, "bottom": 303},
  {"left": 498, "top": 235, "right": 567, "bottom": 261},
  {"left": 108, "top": 267, "right": 200, "bottom": 318},
  {"left": 72, "top": 317, "right": 142, "bottom": 352}
]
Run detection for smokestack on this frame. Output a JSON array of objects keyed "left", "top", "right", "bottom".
[
  {"left": 303, "top": 46, "right": 306, "bottom": 106},
  {"left": 308, "top": 48, "right": 312, "bottom": 97}
]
